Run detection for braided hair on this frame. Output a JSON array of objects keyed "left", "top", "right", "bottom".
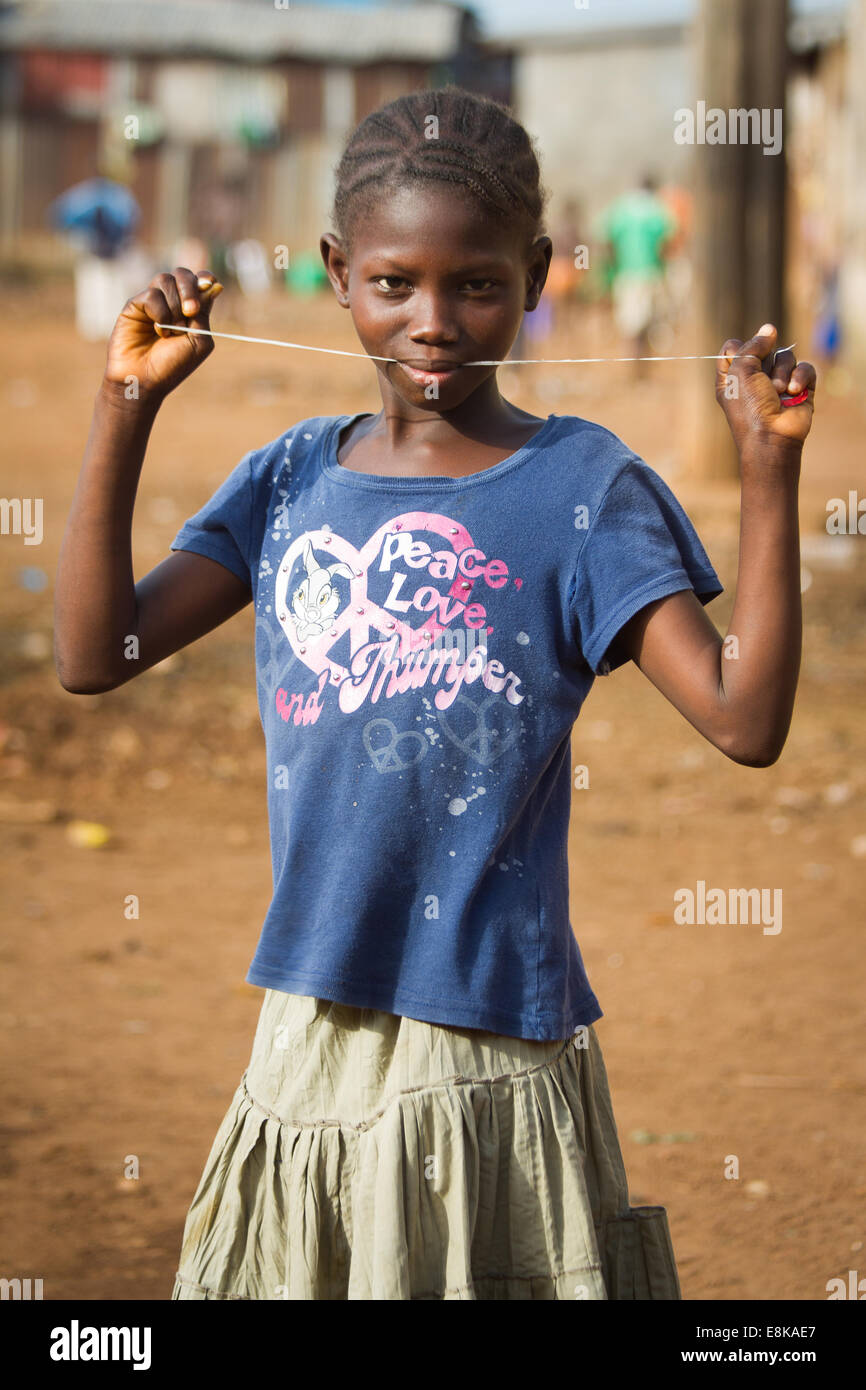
[{"left": 330, "top": 86, "right": 549, "bottom": 258}]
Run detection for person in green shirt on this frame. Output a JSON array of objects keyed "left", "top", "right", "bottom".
[{"left": 597, "top": 174, "right": 677, "bottom": 373}]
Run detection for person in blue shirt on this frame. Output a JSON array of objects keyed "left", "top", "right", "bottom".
[{"left": 55, "top": 87, "right": 816, "bottom": 1301}]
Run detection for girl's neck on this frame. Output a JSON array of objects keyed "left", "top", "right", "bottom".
[
  {"left": 336, "top": 380, "right": 548, "bottom": 479},
  {"left": 364, "top": 375, "right": 544, "bottom": 454}
]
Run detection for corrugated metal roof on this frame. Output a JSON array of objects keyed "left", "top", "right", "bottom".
[
  {"left": 0, "top": 0, "right": 466, "bottom": 63},
  {"left": 474, "top": 0, "right": 848, "bottom": 44}
]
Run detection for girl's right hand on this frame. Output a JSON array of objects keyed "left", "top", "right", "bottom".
[{"left": 102, "top": 266, "right": 223, "bottom": 404}]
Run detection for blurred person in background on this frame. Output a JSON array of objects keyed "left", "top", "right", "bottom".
[
  {"left": 595, "top": 173, "right": 677, "bottom": 377},
  {"left": 812, "top": 263, "right": 841, "bottom": 364},
  {"left": 546, "top": 197, "right": 585, "bottom": 340},
  {"left": 509, "top": 198, "right": 583, "bottom": 360},
  {"left": 50, "top": 172, "right": 153, "bottom": 341},
  {"left": 225, "top": 237, "right": 272, "bottom": 326},
  {"left": 284, "top": 249, "right": 330, "bottom": 296}
]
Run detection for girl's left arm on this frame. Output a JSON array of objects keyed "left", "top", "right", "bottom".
[{"left": 617, "top": 324, "right": 816, "bottom": 768}]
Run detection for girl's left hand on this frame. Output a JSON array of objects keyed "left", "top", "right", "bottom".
[{"left": 715, "top": 324, "right": 816, "bottom": 455}]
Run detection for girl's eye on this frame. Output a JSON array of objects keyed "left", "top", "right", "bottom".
[{"left": 372, "top": 276, "right": 497, "bottom": 292}]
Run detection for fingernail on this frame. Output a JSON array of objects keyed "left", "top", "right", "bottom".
[
  {"left": 182, "top": 298, "right": 198, "bottom": 314},
  {"left": 758, "top": 323, "right": 774, "bottom": 336}
]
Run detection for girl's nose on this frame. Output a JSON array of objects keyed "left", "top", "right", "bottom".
[{"left": 406, "top": 296, "right": 460, "bottom": 345}]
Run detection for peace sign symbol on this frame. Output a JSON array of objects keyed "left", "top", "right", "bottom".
[
  {"left": 437, "top": 690, "right": 520, "bottom": 766},
  {"left": 362, "top": 718, "right": 429, "bottom": 774}
]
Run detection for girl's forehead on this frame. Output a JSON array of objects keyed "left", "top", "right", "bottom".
[{"left": 348, "top": 184, "right": 526, "bottom": 261}]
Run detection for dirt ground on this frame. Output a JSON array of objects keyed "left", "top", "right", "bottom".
[{"left": 1, "top": 280, "right": 864, "bottom": 1301}]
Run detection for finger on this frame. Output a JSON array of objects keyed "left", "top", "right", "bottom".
[
  {"left": 167, "top": 270, "right": 223, "bottom": 332},
  {"left": 149, "top": 276, "right": 184, "bottom": 340},
  {"left": 153, "top": 271, "right": 184, "bottom": 324},
  {"left": 133, "top": 285, "right": 172, "bottom": 337},
  {"left": 734, "top": 322, "right": 777, "bottom": 369},
  {"left": 718, "top": 337, "right": 744, "bottom": 368},
  {"left": 784, "top": 359, "right": 817, "bottom": 396},
  {"left": 716, "top": 338, "right": 743, "bottom": 394},
  {"left": 770, "top": 347, "right": 797, "bottom": 393},
  {"left": 173, "top": 266, "right": 202, "bottom": 317},
  {"left": 196, "top": 272, "right": 223, "bottom": 306},
  {"left": 780, "top": 359, "right": 817, "bottom": 405},
  {"left": 172, "top": 266, "right": 223, "bottom": 319},
  {"left": 193, "top": 273, "right": 223, "bottom": 317},
  {"left": 180, "top": 273, "right": 222, "bottom": 359}
]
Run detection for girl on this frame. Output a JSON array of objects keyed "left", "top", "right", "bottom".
[{"left": 55, "top": 87, "right": 815, "bottom": 1301}]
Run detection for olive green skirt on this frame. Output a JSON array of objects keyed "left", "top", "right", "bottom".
[{"left": 171, "top": 989, "right": 680, "bottom": 1300}]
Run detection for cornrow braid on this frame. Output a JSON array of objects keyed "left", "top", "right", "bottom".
[{"left": 330, "top": 86, "right": 549, "bottom": 256}]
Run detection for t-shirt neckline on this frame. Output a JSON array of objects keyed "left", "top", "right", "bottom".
[{"left": 319, "top": 411, "right": 560, "bottom": 491}]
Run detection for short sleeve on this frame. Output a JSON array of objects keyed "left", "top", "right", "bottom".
[
  {"left": 570, "top": 458, "right": 723, "bottom": 676},
  {"left": 169, "top": 452, "right": 253, "bottom": 589}
]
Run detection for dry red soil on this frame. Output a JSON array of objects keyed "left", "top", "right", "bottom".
[{"left": 1, "top": 283, "right": 863, "bottom": 1300}]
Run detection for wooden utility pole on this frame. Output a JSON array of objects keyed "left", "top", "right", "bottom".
[{"left": 689, "top": 0, "right": 789, "bottom": 479}]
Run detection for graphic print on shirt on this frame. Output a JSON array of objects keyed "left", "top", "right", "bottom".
[
  {"left": 289, "top": 538, "right": 354, "bottom": 640},
  {"left": 270, "top": 512, "right": 526, "bottom": 768}
]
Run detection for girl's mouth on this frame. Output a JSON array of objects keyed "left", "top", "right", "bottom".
[{"left": 398, "top": 361, "right": 464, "bottom": 387}]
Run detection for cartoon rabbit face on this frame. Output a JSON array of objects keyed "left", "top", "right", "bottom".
[{"left": 290, "top": 539, "right": 354, "bottom": 641}]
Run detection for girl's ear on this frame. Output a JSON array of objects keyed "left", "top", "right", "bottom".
[
  {"left": 320, "top": 233, "right": 351, "bottom": 306},
  {"left": 524, "top": 235, "right": 553, "bottom": 311}
]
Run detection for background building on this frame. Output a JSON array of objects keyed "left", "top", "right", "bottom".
[{"left": 0, "top": 0, "right": 509, "bottom": 260}]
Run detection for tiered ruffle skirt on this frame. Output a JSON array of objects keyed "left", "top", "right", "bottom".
[{"left": 171, "top": 989, "right": 680, "bottom": 1300}]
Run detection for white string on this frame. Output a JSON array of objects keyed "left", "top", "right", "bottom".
[{"left": 154, "top": 321, "right": 795, "bottom": 367}]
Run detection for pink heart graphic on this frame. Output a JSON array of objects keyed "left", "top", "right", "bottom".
[{"left": 274, "top": 513, "right": 479, "bottom": 686}]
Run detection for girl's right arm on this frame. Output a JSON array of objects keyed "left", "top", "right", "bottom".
[{"left": 55, "top": 267, "right": 252, "bottom": 695}]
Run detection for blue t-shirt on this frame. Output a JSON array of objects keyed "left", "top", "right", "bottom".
[{"left": 170, "top": 411, "right": 723, "bottom": 1040}]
